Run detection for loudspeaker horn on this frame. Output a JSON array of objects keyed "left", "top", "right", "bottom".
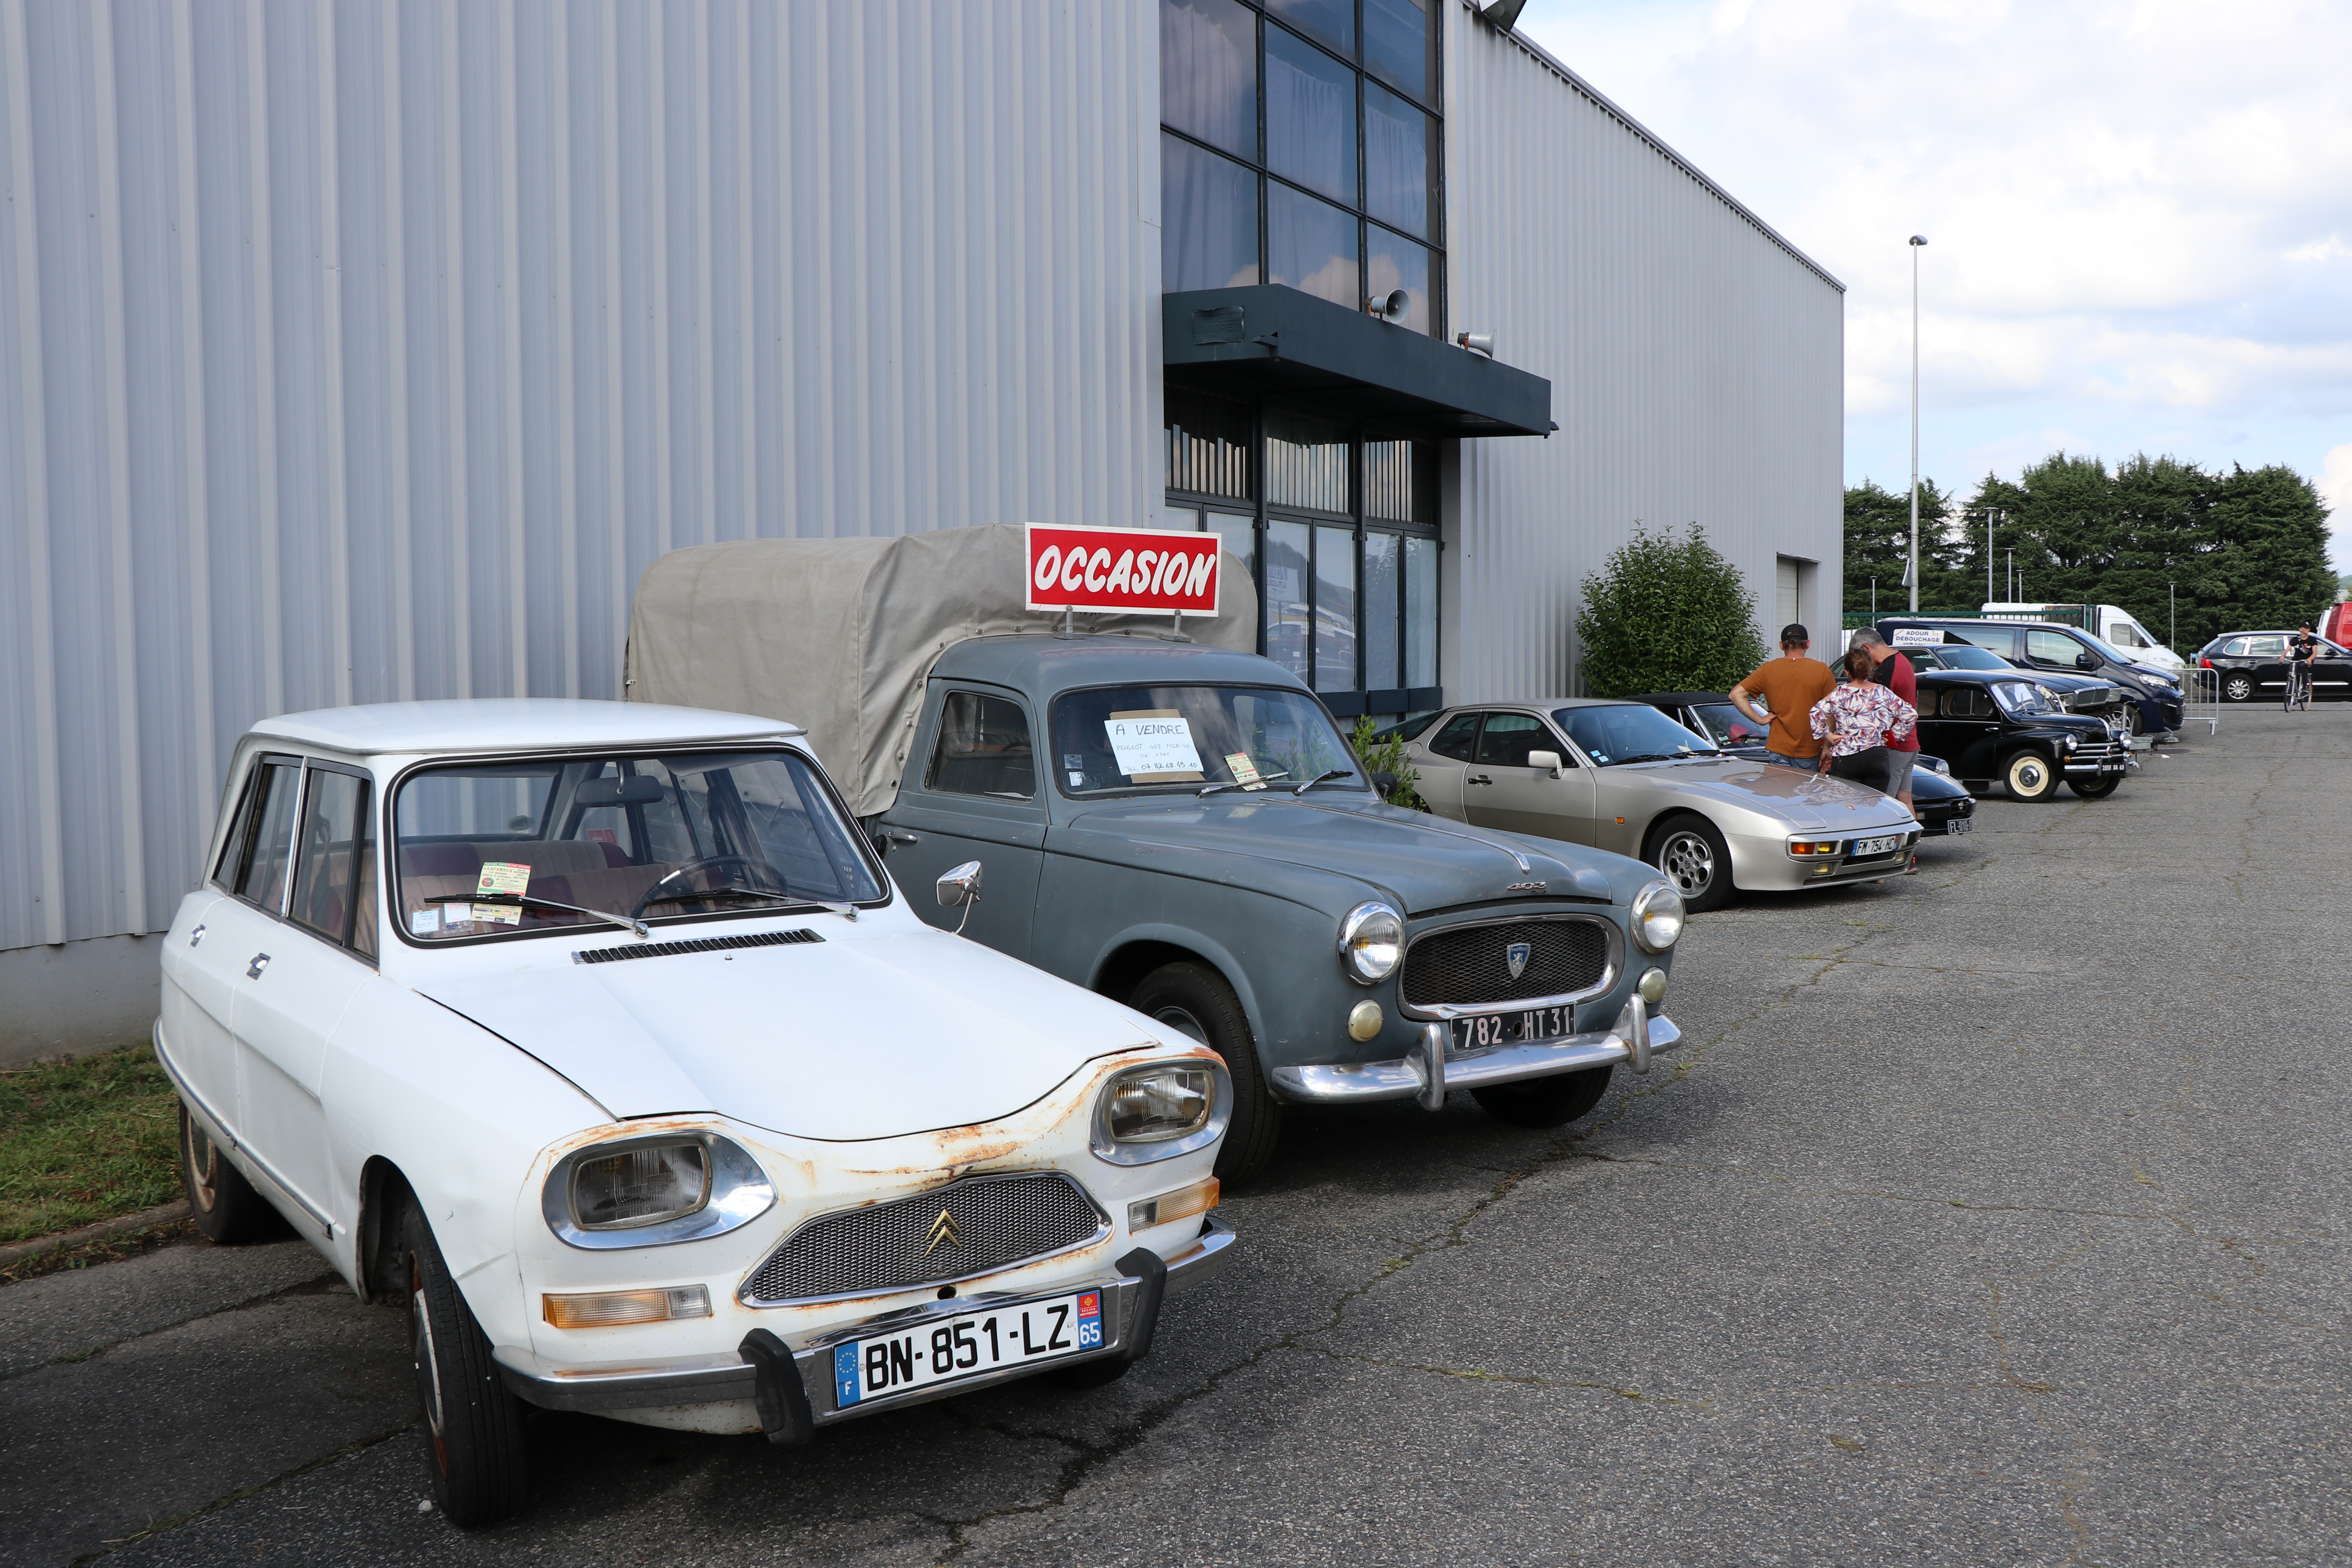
[
  {"left": 1367, "top": 288, "right": 1409, "bottom": 323},
  {"left": 1456, "top": 330, "right": 1495, "bottom": 358}
]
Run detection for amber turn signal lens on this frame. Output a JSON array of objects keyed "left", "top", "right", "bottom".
[
  {"left": 543, "top": 1284, "right": 712, "bottom": 1329},
  {"left": 1788, "top": 839, "right": 1840, "bottom": 856},
  {"left": 1127, "top": 1177, "right": 1220, "bottom": 1232}
]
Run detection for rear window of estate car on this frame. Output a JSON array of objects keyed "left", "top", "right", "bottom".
[{"left": 392, "top": 749, "right": 883, "bottom": 941}]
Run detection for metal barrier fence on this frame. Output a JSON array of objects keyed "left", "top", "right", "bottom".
[{"left": 2181, "top": 668, "right": 2223, "bottom": 735}]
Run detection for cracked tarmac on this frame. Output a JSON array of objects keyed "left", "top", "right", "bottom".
[{"left": 7, "top": 710, "right": 2347, "bottom": 1566}]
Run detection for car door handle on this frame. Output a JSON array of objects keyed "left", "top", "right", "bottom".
[
  {"left": 1467, "top": 773, "right": 1493, "bottom": 786},
  {"left": 189, "top": 923, "right": 206, "bottom": 948},
  {"left": 246, "top": 952, "right": 271, "bottom": 979}
]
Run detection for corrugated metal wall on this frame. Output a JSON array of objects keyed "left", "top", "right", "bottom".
[
  {"left": 1440, "top": 4, "right": 1844, "bottom": 702},
  {"left": 0, "top": 0, "right": 1161, "bottom": 958}
]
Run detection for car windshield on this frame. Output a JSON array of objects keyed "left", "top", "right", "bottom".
[
  {"left": 1920, "top": 643, "right": 2012, "bottom": 672},
  {"left": 392, "top": 748, "right": 885, "bottom": 942},
  {"left": 1689, "top": 702, "right": 1772, "bottom": 748},
  {"left": 1993, "top": 681, "right": 2063, "bottom": 718},
  {"left": 1553, "top": 705, "right": 1717, "bottom": 765},
  {"left": 1051, "top": 684, "right": 1361, "bottom": 795}
]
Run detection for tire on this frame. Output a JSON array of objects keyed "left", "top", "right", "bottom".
[
  {"left": 1128, "top": 962, "right": 1283, "bottom": 1183},
  {"left": 1472, "top": 1065, "right": 1614, "bottom": 1128},
  {"left": 1644, "top": 815, "right": 1735, "bottom": 914},
  {"left": 403, "top": 1205, "right": 528, "bottom": 1527},
  {"left": 2123, "top": 702, "right": 2146, "bottom": 737},
  {"left": 2221, "top": 672, "right": 2253, "bottom": 703},
  {"left": 2067, "top": 776, "right": 2120, "bottom": 799},
  {"left": 2002, "top": 750, "right": 2060, "bottom": 802},
  {"left": 179, "top": 1101, "right": 288, "bottom": 1245}
]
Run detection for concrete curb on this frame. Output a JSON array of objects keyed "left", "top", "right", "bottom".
[{"left": 0, "top": 1200, "right": 193, "bottom": 1270}]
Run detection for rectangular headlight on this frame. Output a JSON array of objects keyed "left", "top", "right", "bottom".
[
  {"left": 1104, "top": 1065, "right": 1214, "bottom": 1143},
  {"left": 571, "top": 1140, "right": 711, "bottom": 1229},
  {"left": 542, "top": 1284, "right": 711, "bottom": 1329},
  {"left": 1127, "top": 1177, "right": 1220, "bottom": 1233}
]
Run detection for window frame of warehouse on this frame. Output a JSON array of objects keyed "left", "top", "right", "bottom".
[
  {"left": 1163, "top": 388, "right": 1441, "bottom": 722},
  {"left": 1160, "top": 0, "right": 1445, "bottom": 338}
]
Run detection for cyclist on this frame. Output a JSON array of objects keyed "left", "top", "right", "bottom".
[{"left": 2288, "top": 624, "right": 2319, "bottom": 710}]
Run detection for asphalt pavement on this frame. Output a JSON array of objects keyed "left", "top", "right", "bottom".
[{"left": 6, "top": 710, "right": 2346, "bottom": 1567}]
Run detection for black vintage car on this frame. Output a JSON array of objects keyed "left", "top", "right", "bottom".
[
  {"left": 1628, "top": 691, "right": 1977, "bottom": 837},
  {"left": 1908, "top": 669, "right": 2131, "bottom": 800},
  {"left": 1887, "top": 640, "right": 2131, "bottom": 729},
  {"left": 2195, "top": 630, "right": 2352, "bottom": 702},
  {"left": 1878, "top": 617, "right": 2183, "bottom": 739}
]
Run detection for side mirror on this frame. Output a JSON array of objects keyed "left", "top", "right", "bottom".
[
  {"left": 1526, "top": 750, "right": 1564, "bottom": 778},
  {"left": 2076, "top": 651, "right": 2099, "bottom": 670},
  {"left": 935, "top": 860, "right": 983, "bottom": 908},
  {"left": 1371, "top": 770, "right": 1398, "bottom": 798}
]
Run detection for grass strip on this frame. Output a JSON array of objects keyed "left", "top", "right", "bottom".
[{"left": 0, "top": 1042, "right": 183, "bottom": 1245}]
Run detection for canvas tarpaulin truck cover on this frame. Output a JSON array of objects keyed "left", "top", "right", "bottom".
[{"left": 624, "top": 525, "right": 1259, "bottom": 817}]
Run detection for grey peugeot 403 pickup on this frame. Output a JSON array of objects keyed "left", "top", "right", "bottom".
[{"left": 627, "top": 528, "right": 1686, "bottom": 1179}]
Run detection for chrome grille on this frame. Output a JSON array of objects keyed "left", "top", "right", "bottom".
[
  {"left": 1401, "top": 917, "right": 1612, "bottom": 1011},
  {"left": 742, "top": 1173, "right": 1105, "bottom": 1306}
]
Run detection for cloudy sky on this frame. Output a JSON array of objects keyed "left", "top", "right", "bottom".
[{"left": 1518, "top": 0, "right": 2352, "bottom": 566}]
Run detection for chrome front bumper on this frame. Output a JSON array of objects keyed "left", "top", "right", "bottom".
[
  {"left": 495, "top": 1215, "right": 1235, "bottom": 1420},
  {"left": 1269, "top": 999, "right": 1682, "bottom": 1107}
]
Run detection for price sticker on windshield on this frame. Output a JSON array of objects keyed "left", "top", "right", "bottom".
[
  {"left": 1224, "top": 752, "right": 1263, "bottom": 787},
  {"left": 474, "top": 860, "right": 529, "bottom": 926},
  {"left": 1105, "top": 711, "right": 1204, "bottom": 782}
]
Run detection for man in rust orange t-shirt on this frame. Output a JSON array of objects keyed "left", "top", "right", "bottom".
[{"left": 1729, "top": 624, "right": 1837, "bottom": 768}]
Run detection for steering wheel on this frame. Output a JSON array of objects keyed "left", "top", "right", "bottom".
[{"left": 629, "top": 854, "right": 791, "bottom": 919}]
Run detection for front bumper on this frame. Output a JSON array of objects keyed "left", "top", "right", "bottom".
[
  {"left": 1270, "top": 1000, "right": 1682, "bottom": 1106},
  {"left": 495, "top": 1215, "right": 1235, "bottom": 1421}
]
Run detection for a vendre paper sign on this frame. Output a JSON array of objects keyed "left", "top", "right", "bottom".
[{"left": 1025, "top": 523, "right": 1220, "bottom": 616}]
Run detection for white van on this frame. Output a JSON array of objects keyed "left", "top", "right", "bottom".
[{"left": 1980, "top": 603, "right": 2185, "bottom": 674}]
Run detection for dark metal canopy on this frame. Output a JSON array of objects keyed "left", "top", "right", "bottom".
[{"left": 1161, "top": 286, "right": 1553, "bottom": 440}]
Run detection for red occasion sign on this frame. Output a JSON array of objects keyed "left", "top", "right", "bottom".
[{"left": 1024, "top": 523, "right": 1221, "bottom": 616}]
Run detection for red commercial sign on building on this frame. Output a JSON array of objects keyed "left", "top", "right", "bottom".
[{"left": 1024, "top": 523, "right": 1221, "bottom": 616}]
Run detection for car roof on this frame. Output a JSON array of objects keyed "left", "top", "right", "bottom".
[
  {"left": 1880, "top": 616, "right": 2083, "bottom": 635},
  {"left": 1620, "top": 691, "right": 1730, "bottom": 706},
  {"left": 1449, "top": 696, "right": 1628, "bottom": 711},
  {"left": 249, "top": 698, "right": 805, "bottom": 757},
  {"left": 931, "top": 632, "right": 1308, "bottom": 693}
]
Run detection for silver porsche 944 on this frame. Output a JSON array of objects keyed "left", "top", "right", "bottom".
[{"left": 1396, "top": 699, "right": 1921, "bottom": 912}]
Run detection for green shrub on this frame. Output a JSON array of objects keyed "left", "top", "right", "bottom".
[
  {"left": 1575, "top": 524, "right": 1768, "bottom": 697},
  {"left": 1347, "top": 715, "right": 1428, "bottom": 811}
]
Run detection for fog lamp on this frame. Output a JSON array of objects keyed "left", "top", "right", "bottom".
[
  {"left": 542, "top": 1284, "right": 711, "bottom": 1330},
  {"left": 1127, "top": 1177, "right": 1220, "bottom": 1232},
  {"left": 1638, "top": 967, "right": 1668, "bottom": 1004},
  {"left": 1347, "top": 1000, "right": 1384, "bottom": 1041}
]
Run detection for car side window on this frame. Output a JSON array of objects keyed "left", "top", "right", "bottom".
[
  {"left": 924, "top": 691, "right": 1036, "bottom": 799},
  {"left": 2219, "top": 638, "right": 2247, "bottom": 656},
  {"left": 1953, "top": 628, "right": 2018, "bottom": 656},
  {"left": 1474, "top": 713, "right": 1553, "bottom": 767},
  {"left": 1940, "top": 687, "right": 1984, "bottom": 719},
  {"left": 1915, "top": 687, "right": 1941, "bottom": 717},
  {"left": 290, "top": 767, "right": 376, "bottom": 956},
  {"left": 1426, "top": 713, "right": 1481, "bottom": 762},
  {"left": 229, "top": 759, "right": 303, "bottom": 912},
  {"left": 2026, "top": 630, "right": 2080, "bottom": 665},
  {"left": 2244, "top": 635, "right": 2285, "bottom": 657}
]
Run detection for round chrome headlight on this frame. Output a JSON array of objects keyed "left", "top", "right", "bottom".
[
  {"left": 1338, "top": 900, "right": 1405, "bottom": 985},
  {"left": 1630, "top": 880, "right": 1685, "bottom": 952}
]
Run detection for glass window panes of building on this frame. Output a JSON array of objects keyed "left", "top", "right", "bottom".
[
  {"left": 1164, "top": 390, "right": 1440, "bottom": 717},
  {"left": 1160, "top": 0, "right": 1441, "bottom": 336}
]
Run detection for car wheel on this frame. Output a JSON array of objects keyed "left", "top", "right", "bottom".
[
  {"left": 2123, "top": 702, "right": 2146, "bottom": 736},
  {"left": 179, "top": 1101, "right": 288, "bottom": 1245},
  {"left": 403, "top": 1205, "right": 528, "bottom": 1527},
  {"left": 1128, "top": 962, "right": 1283, "bottom": 1184},
  {"left": 1471, "top": 1065, "right": 1614, "bottom": 1128},
  {"left": 2068, "top": 776, "right": 2120, "bottom": 799},
  {"left": 1644, "top": 815, "right": 1735, "bottom": 914},
  {"left": 2221, "top": 671, "right": 2253, "bottom": 702},
  {"left": 2002, "top": 750, "right": 2060, "bottom": 802}
]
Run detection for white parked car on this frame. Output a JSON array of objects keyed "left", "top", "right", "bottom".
[{"left": 156, "top": 699, "right": 1233, "bottom": 1525}]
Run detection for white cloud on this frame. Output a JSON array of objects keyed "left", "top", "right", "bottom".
[
  {"left": 2320, "top": 442, "right": 2352, "bottom": 522},
  {"left": 1518, "top": 0, "right": 2352, "bottom": 508}
]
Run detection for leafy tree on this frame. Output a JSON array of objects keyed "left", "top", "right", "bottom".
[
  {"left": 1844, "top": 477, "right": 1974, "bottom": 613},
  {"left": 1347, "top": 715, "right": 1427, "bottom": 811},
  {"left": 1575, "top": 524, "right": 1768, "bottom": 697}
]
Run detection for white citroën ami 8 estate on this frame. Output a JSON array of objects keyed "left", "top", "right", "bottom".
[{"left": 156, "top": 698, "right": 1234, "bottom": 1525}]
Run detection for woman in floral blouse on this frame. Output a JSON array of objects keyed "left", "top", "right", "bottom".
[{"left": 1809, "top": 646, "right": 1916, "bottom": 792}]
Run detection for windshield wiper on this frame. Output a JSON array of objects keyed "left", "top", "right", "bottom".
[
  {"left": 1604, "top": 752, "right": 1706, "bottom": 767},
  {"left": 426, "top": 891, "right": 649, "bottom": 940},
  {"left": 636, "top": 885, "right": 862, "bottom": 922},
  {"left": 1199, "top": 770, "right": 1291, "bottom": 798},
  {"left": 1290, "top": 768, "right": 1355, "bottom": 796}
]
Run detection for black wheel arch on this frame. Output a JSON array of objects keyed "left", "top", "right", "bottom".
[{"left": 355, "top": 1157, "right": 419, "bottom": 1305}]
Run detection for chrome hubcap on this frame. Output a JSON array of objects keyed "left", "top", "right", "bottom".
[
  {"left": 1659, "top": 833, "right": 1714, "bottom": 895},
  {"left": 186, "top": 1120, "right": 219, "bottom": 1212},
  {"left": 2012, "top": 759, "right": 2047, "bottom": 793}
]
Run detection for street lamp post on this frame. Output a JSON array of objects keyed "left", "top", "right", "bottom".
[{"left": 1909, "top": 235, "right": 1927, "bottom": 612}]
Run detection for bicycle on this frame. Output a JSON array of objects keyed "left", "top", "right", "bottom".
[{"left": 2285, "top": 661, "right": 2312, "bottom": 712}]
